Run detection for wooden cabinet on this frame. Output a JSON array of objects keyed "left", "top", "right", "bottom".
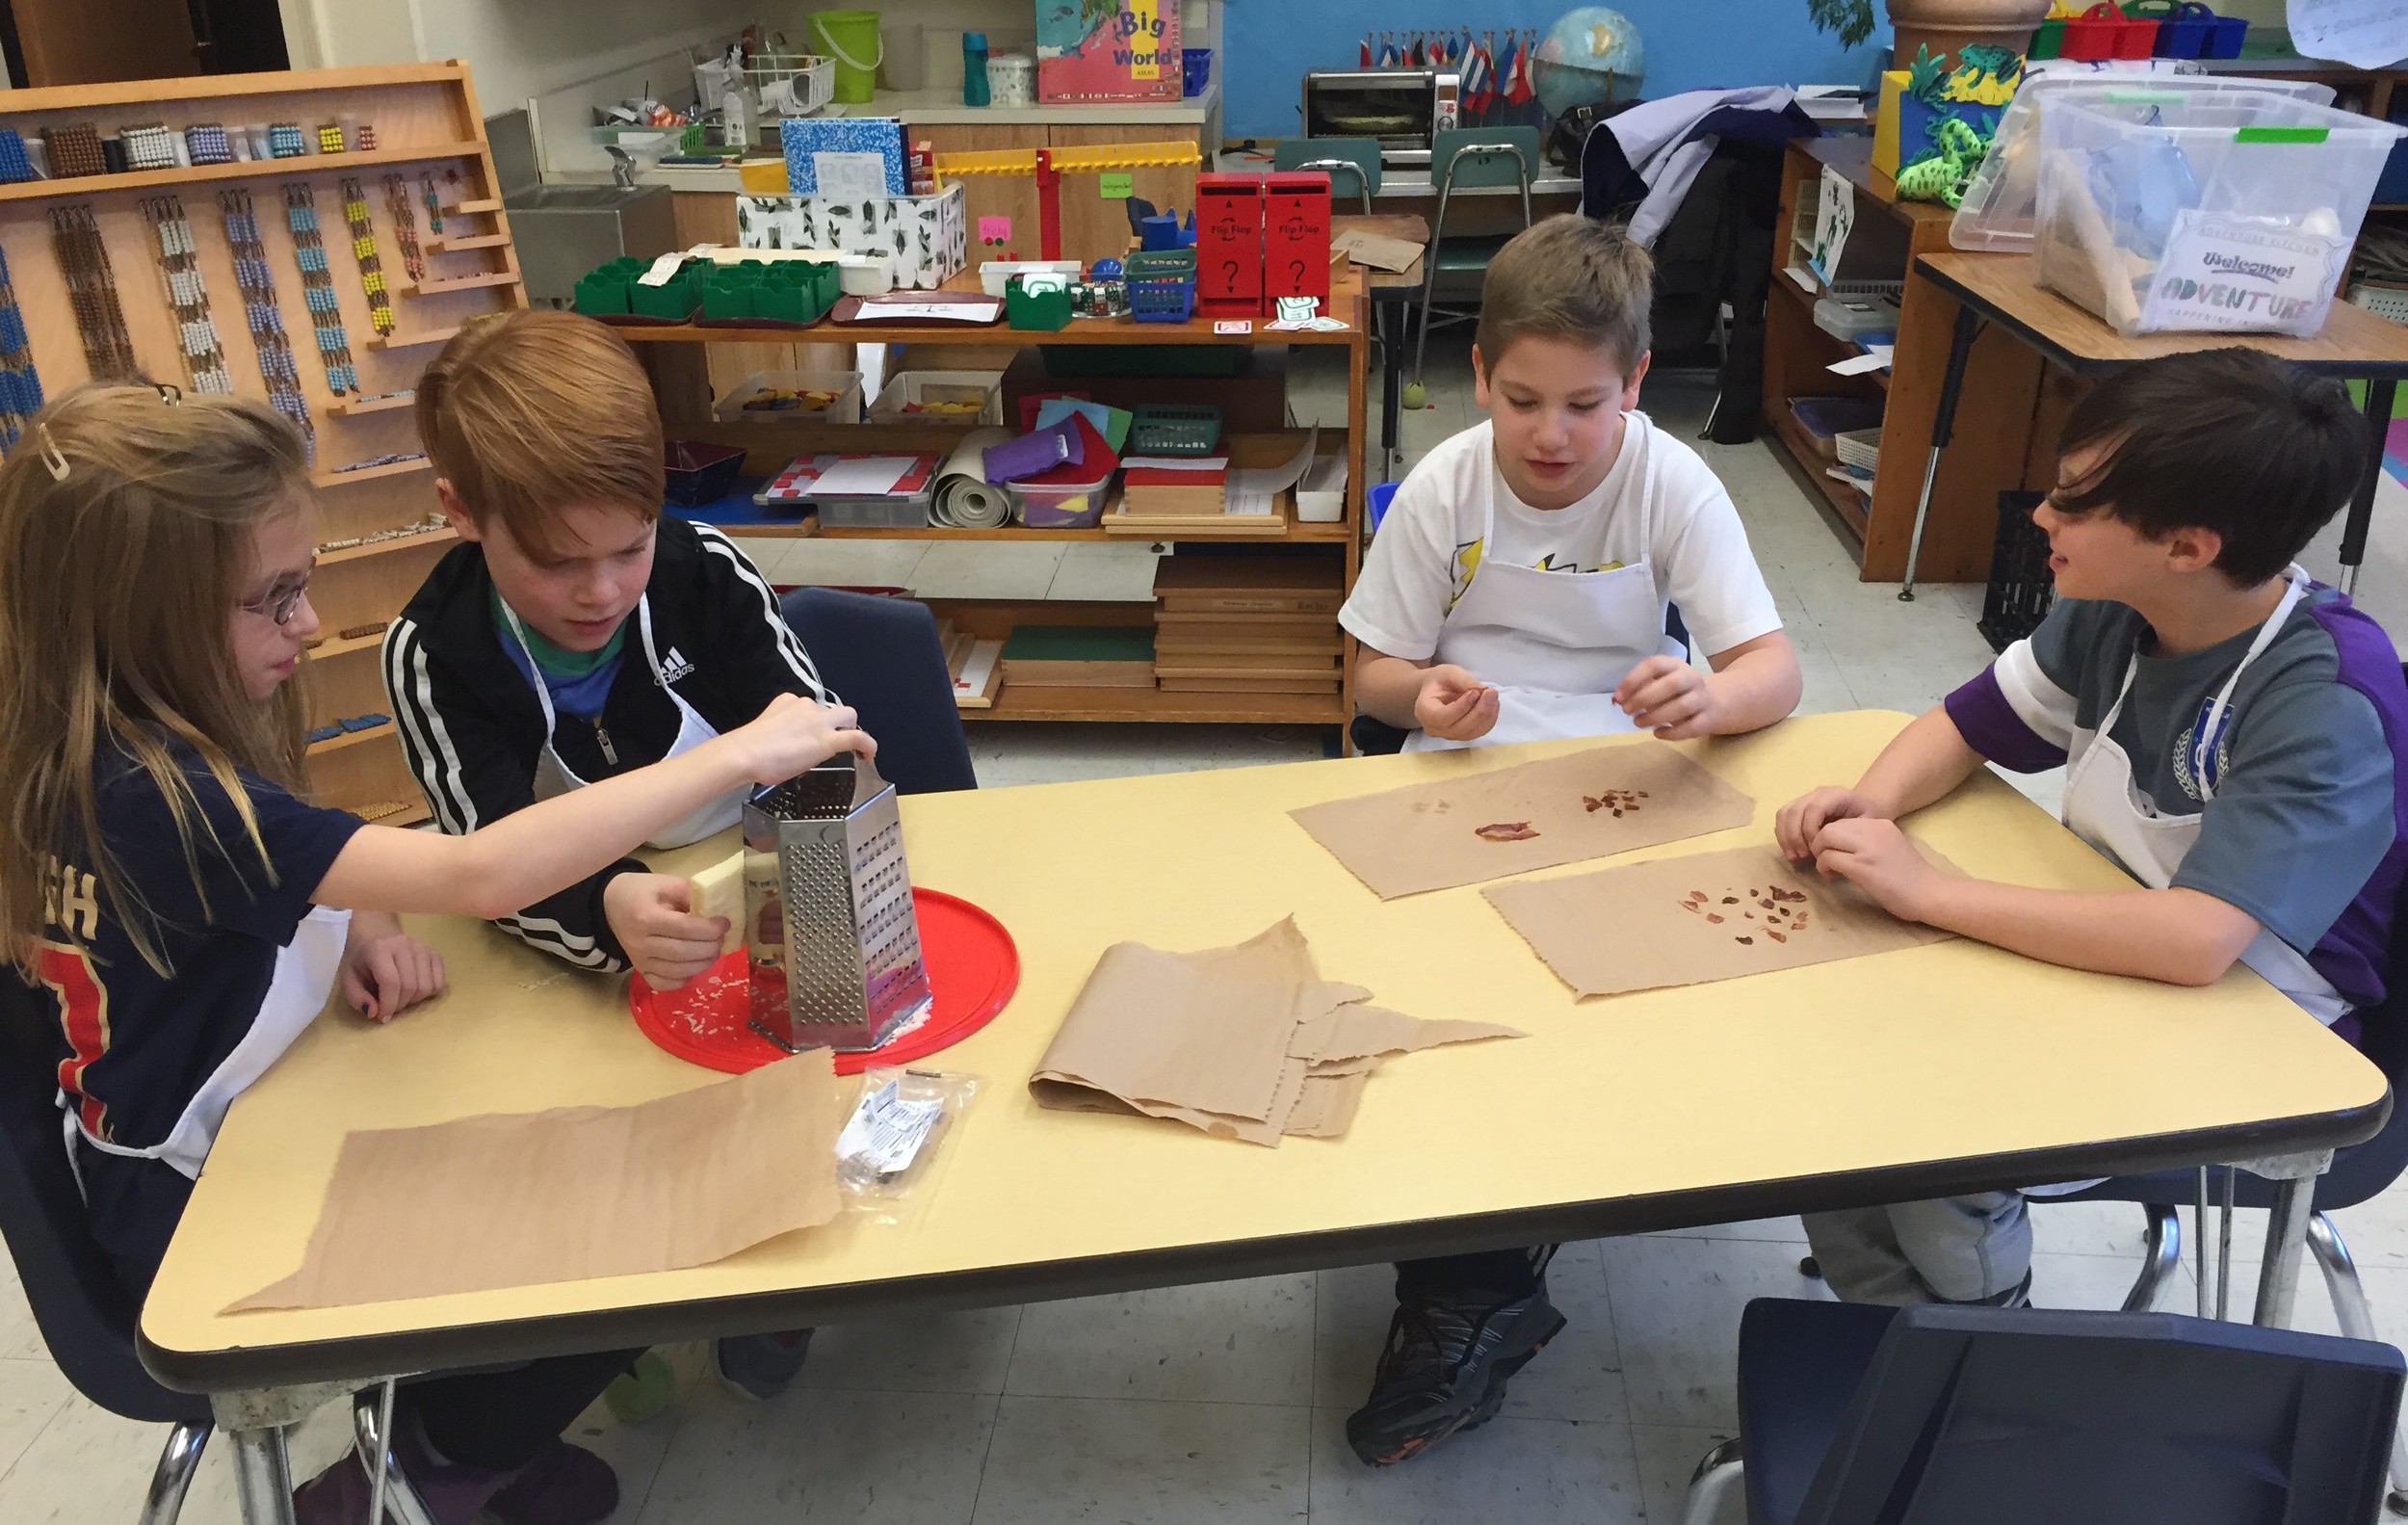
[{"left": 909, "top": 123, "right": 1047, "bottom": 259}]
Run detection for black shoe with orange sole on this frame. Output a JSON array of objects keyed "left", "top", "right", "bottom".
[{"left": 1344, "top": 1288, "right": 1568, "bottom": 1466}]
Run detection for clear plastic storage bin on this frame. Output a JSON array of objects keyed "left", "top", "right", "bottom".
[
  {"left": 1951, "top": 74, "right": 2336, "bottom": 253},
  {"left": 2033, "top": 90, "right": 2406, "bottom": 336},
  {"left": 1011, "top": 472, "right": 1114, "bottom": 528}
]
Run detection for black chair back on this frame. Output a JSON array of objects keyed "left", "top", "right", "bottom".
[
  {"left": 779, "top": 588, "right": 977, "bottom": 796},
  {"left": 0, "top": 974, "right": 207, "bottom": 1422},
  {"left": 1799, "top": 1303, "right": 2403, "bottom": 1524}
]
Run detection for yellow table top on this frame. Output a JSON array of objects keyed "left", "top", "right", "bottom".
[{"left": 140, "top": 712, "right": 2386, "bottom": 1390}]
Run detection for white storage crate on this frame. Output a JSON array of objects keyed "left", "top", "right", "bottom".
[
  {"left": 715, "top": 369, "right": 863, "bottom": 425},
  {"left": 1834, "top": 426, "right": 1882, "bottom": 474},
  {"left": 2033, "top": 90, "right": 2407, "bottom": 337},
  {"left": 869, "top": 370, "right": 1005, "bottom": 425}
]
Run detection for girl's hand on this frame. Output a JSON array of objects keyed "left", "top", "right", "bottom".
[
  {"left": 1613, "top": 656, "right": 1716, "bottom": 739},
  {"left": 604, "top": 872, "right": 729, "bottom": 991},
  {"left": 340, "top": 910, "right": 447, "bottom": 1023},
  {"left": 1810, "top": 818, "right": 1945, "bottom": 923},
  {"left": 1414, "top": 665, "right": 1500, "bottom": 742},
  {"left": 723, "top": 693, "right": 876, "bottom": 785}
]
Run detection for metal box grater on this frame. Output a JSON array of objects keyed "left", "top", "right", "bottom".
[{"left": 743, "top": 754, "right": 933, "bottom": 1052}]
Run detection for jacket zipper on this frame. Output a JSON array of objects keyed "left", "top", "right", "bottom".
[{"left": 593, "top": 720, "right": 618, "bottom": 766}]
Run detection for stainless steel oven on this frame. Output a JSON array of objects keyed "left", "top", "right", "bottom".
[{"left": 1299, "top": 68, "right": 1460, "bottom": 168}]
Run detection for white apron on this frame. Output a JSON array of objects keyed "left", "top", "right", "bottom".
[
  {"left": 67, "top": 906, "right": 351, "bottom": 1182},
  {"left": 1405, "top": 423, "right": 1678, "bottom": 753},
  {"left": 2059, "top": 566, "right": 2344, "bottom": 1023},
  {"left": 500, "top": 595, "right": 744, "bottom": 849}
]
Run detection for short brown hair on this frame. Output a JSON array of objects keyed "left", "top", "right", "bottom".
[
  {"left": 1475, "top": 215, "right": 1653, "bottom": 374},
  {"left": 417, "top": 310, "right": 664, "bottom": 556}
]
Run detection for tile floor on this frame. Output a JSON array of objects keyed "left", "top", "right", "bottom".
[{"left": 8, "top": 350, "right": 2408, "bottom": 1523}]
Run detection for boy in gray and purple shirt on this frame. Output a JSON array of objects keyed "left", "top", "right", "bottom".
[{"left": 1772, "top": 348, "right": 2408, "bottom": 1307}]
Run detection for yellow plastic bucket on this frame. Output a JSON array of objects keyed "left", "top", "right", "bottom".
[{"left": 809, "top": 10, "right": 884, "bottom": 103}]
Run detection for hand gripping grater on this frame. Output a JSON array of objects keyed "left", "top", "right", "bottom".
[{"left": 743, "top": 753, "right": 934, "bottom": 1052}]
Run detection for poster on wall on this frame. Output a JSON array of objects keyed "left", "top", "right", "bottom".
[{"left": 1036, "top": 0, "right": 1185, "bottom": 104}]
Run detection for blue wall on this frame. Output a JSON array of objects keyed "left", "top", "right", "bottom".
[{"left": 1217, "top": 0, "right": 1889, "bottom": 140}]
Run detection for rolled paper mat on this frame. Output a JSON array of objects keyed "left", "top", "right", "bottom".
[{"left": 935, "top": 427, "right": 1013, "bottom": 528}]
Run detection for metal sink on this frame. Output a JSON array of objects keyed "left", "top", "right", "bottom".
[{"left": 487, "top": 109, "right": 680, "bottom": 305}]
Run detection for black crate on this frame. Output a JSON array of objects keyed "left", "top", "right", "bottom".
[{"left": 1977, "top": 490, "right": 2055, "bottom": 653}]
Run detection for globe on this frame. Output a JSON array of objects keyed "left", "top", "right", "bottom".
[{"left": 1532, "top": 8, "right": 1645, "bottom": 118}]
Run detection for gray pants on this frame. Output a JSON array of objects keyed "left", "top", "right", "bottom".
[{"left": 1802, "top": 1192, "right": 2032, "bottom": 1305}]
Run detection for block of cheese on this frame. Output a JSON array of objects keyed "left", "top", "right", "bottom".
[{"left": 689, "top": 851, "right": 746, "bottom": 956}]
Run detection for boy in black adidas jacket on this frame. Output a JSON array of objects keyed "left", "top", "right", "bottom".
[{"left": 383, "top": 311, "right": 841, "bottom": 990}]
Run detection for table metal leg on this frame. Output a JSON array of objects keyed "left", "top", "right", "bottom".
[
  {"left": 2340, "top": 378, "right": 2397, "bottom": 600},
  {"left": 228, "top": 1426, "right": 296, "bottom": 1525},
  {"left": 1379, "top": 301, "right": 1403, "bottom": 480},
  {"left": 1900, "top": 304, "right": 1984, "bottom": 602}
]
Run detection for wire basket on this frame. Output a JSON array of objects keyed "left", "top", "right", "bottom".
[
  {"left": 1834, "top": 426, "right": 1882, "bottom": 475},
  {"left": 1129, "top": 276, "right": 1196, "bottom": 324},
  {"left": 1977, "top": 490, "right": 2055, "bottom": 653},
  {"left": 1128, "top": 403, "right": 1222, "bottom": 454},
  {"left": 746, "top": 52, "right": 836, "bottom": 118}
]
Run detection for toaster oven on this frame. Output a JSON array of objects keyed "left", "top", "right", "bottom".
[{"left": 1299, "top": 68, "right": 1460, "bottom": 167}]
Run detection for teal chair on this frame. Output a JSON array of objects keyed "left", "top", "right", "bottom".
[
  {"left": 1408, "top": 125, "right": 1539, "bottom": 408},
  {"left": 1271, "top": 136, "right": 1380, "bottom": 214}
]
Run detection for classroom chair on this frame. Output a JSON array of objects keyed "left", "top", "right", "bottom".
[
  {"left": 1406, "top": 125, "right": 1540, "bottom": 409},
  {"left": 1271, "top": 136, "right": 1380, "bottom": 214},
  {"left": 779, "top": 587, "right": 978, "bottom": 794},
  {"left": 0, "top": 979, "right": 440, "bottom": 1524},
  {"left": 1682, "top": 1299, "right": 2405, "bottom": 1525}
]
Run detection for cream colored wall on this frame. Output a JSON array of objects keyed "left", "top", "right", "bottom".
[{"left": 277, "top": 0, "right": 756, "bottom": 111}]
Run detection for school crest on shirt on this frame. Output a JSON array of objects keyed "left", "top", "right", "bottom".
[{"left": 2170, "top": 695, "right": 2235, "bottom": 802}]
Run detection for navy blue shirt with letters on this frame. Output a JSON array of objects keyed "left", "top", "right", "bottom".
[{"left": 34, "top": 744, "right": 360, "bottom": 1152}]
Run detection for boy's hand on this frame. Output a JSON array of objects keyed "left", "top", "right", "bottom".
[
  {"left": 1414, "top": 665, "right": 1500, "bottom": 742},
  {"left": 1810, "top": 818, "right": 1945, "bottom": 922},
  {"left": 605, "top": 872, "right": 729, "bottom": 991},
  {"left": 1613, "top": 656, "right": 1719, "bottom": 740},
  {"left": 726, "top": 693, "right": 876, "bottom": 784},
  {"left": 1775, "top": 786, "right": 1891, "bottom": 863},
  {"left": 339, "top": 909, "right": 446, "bottom": 1023}
]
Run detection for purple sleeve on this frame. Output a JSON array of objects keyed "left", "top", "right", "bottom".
[{"left": 1943, "top": 666, "right": 2069, "bottom": 774}]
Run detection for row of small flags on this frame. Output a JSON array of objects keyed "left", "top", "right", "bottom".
[{"left": 1358, "top": 28, "right": 1536, "bottom": 114}]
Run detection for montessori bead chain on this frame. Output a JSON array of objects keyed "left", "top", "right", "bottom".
[
  {"left": 220, "top": 188, "right": 314, "bottom": 453},
  {"left": 0, "top": 245, "right": 44, "bottom": 448},
  {"left": 381, "top": 172, "right": 424, "bottom": 284},
  {"left": 339, "top": 177, "right": 394, "bottom": 335},
  {"left": 138, "top": 197, "right": 234, "bottom": 395},
  {"left": 47, "top": 204, "right": 140, "bottom": 381},
  {"left": 421, "top": 172, "right": 445, "bottom": 236},
  {"left": 282, "top": 184, "right": 360, "bottom": 396}
]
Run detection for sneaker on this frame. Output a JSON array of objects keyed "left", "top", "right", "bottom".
[
  {"left": 1344, "top": 1289, "right": 1568, "bottom": 1466},
  {"left": 714, "top": 1328, "right": 814, "bottom": 1402},
  {"left": 291, "top": 1422, "right": 512, "bottom": 1525},
  {"left": 484, "top": 1438, "right": 621, "bottom": 1525}
]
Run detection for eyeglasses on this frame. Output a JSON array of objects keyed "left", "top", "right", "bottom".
[{"left": 237, "top": 557, "right": 316, "bottom": 625}]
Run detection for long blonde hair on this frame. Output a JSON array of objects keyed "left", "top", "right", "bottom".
[{"left": 0, "top": 385, "right": 315, "bottom": 977}]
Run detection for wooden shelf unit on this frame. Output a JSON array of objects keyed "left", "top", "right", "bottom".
[
  {"left": 636, "top": 271, "right": 1372, "bottom": 737},
  {"left": 0, "top": 62, "right": 525, "bottom": 819}
]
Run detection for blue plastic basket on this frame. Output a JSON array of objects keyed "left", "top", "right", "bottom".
[
  {"left": 1130, "top": 276, "right": 1196, "bottom": 323},
  {"left": 1182, "top": 48, "right": 1212, "bottom": 98}
]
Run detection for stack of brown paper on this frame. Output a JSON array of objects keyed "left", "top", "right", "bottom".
[
  {"left": 1483, "top": 844, "right": 1957, "bottom": 999},
  {"left": 230, "top": 1051, "right": 844, "bottom": 1312},
  {"left": 1291, "top": 743, "right": 1757, "bottom": 899},
  {"left": 1030, "top": 918, "right": 1521, "bottom": 1145}
]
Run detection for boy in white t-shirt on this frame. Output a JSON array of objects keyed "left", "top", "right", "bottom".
[
  {"left": 1339, "top": 216, "right": 1802, "bottom": 1468},
  {"left": 1344, "top": 214, "right": 1800, "bottom": 753}
]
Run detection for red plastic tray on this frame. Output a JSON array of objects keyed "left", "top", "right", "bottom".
[{"left": 627, "top": 887, "right": 1018, "bottom": 1075}]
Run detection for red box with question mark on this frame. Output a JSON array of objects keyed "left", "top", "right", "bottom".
[
  {"left": 1195, "top": 172, "right": 1265, "bottom": 319},
  {"left": 1264, "top": 171, "right": 1332, "bottom": 313}
]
